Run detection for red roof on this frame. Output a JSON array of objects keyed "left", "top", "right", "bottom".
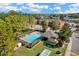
[{"left": 59, "top": 20, "right": 65, "bottom": 28}]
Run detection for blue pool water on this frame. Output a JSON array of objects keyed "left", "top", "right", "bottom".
[{"left": 25, "top": 34, "right": 41, "bottom": 43}]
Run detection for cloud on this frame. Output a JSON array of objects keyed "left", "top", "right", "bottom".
[
  {"left": 20, "top": 6, "right": 29, "bottom": 10},
  {"left": 0, "top": 3, "right": 11, "bottom": 6},
  {"left": 16, "top": 3, "right": 24, "bottom": 5},
  {"left": 27, "top": 3, "right": 49, "bottom": 9},
  {"left": 19, "top": 5, "right": 41, "bottom": 13},
  {"left": 28, "top": 8, "right": 41, "bottom": 13},
  {"left": 50, "top": 6, "right": 63, "bottom": 14},
  {"left": 64, "top": 8, "right": 79, "bottom": 14},
  {"left": 0, "top": 3, "right": 79, "bottom": 14},
  {"left": 63, "top": 3, "right": 79, "bottom": 14},
  {"left": 0, "top": 3, "right": 19, "bottom": 11},
  {"left": 69, "top": 4, "right": 79, "bottom": 8},
  {"left": 53, "top": 7, "right": 61, "bottom": 11},
  {"left": 57, "top": 3, "right": 66, "bottom": 5},
  {"left": 50, "top": 6, "right": 61, "bottom": 12},
  {"left": 54, "top": 3, "right": 66, "bottom": 6},
  {"left": 0, "top": 3, "right": 28, "bottom": 12},
  {"left": 0, "top": 3, "right": 9, "bottom": 8},
  {"left": 51, "top": 3, "right": 79, "bottom": 14},
  {"left": 5, "top": 6, "right": 18, "bottom": 11}
]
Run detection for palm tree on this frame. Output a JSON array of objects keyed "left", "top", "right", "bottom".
[{"left": 59, "top": 23, "right": 72, "bottom": 43}]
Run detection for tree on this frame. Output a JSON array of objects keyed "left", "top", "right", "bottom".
[
  {"left": 58, "top": 39, "right": 63, "bottom": 47},
  {"left": 0, "top": 12, "right": 30, "bottom": 56},
  {"left": 5, "top": 14, "right": 29, "bottom": 32},
  {"left": 41, "top": 20, "right": 48, "bottom": 32},
  {"left": 49, "top": 20, "right": 59, "bottom": 30},
  {"left": 76, "top": 25, "right": 79, "bottom": 32},
  {"left": 27, "top": 15, "right": 36, "bottom": 28},
  {"left": 59, "top": 23, "right": 72, "bottom": 43},
  {"left": 8, "top": 10, "right": 18, "bottom": 15},
  {"left": 0, "top": 19, "right": 16, "bottom": 56}
]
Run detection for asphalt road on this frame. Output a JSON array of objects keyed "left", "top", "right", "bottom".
[{"left": 71, "top": 32, "right": 79, "bottom": 55}]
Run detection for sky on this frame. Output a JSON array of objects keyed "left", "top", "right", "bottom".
[{"left": 0, "top": 3, "right": 79, "bottom": 14}]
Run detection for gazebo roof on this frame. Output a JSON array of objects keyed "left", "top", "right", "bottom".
[{"left": 42, "top": 30, "right": 59, "bottom": 38}]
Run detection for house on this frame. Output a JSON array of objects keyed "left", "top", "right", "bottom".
[
  {"left": 42, "top": 30, "right": 59, "bottom": 45},
  {"left": 34, "top": 25, "right": 43, "bottom": 31},
  {"left": 36, "top": 16, "right": 65, "bottom": 29},
  {"left": 59, "top": 20, "right": 65, "bottom": 28},
  {"left": 68, "top": 23, "right": 77, "bottom": 27},
  {"left": 64, "top": 16, "right": 79, "bottom": 20},
  {"left": 36, "top": 16, "right": 60, "bottom": 25}
]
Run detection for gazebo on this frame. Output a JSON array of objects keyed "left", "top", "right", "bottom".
[{"left": 42, "top": 30, "right": 59, "bottom": 45}]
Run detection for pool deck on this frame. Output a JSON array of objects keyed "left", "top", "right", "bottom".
[{"left": 19, "top": 31, "right": 41, "bottom": 43}]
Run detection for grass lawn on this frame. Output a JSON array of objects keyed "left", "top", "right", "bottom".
[{"left": 14, "top": 41, "right": 59, "bottom": 56}]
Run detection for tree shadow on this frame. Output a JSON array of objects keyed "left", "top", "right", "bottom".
[{"left": 43, "top": 41, "right": 59, "bottom": 48}]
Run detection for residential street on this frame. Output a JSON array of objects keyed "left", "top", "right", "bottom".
[
  {"left": 71, "top": 32, "right": 79, "bottom": 56},
  {"left": 65, "top": 27, "right": 79, "bottom": 56}
]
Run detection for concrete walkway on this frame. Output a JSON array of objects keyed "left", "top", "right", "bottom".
[
  {"left": 70, "top": 52, "right": 79, "bottom": 56},
  {"left": 65, "top": 37, "right": 72, "bottom": 56}
]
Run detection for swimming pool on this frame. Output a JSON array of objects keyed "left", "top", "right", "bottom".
[{"left": 25, "top": 34, "right": 41, "bottom": 43}]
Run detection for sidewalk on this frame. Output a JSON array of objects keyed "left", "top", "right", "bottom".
[
  {"left": 65, "top": 37, "right": 72, "bottom": 56},
  {"left": 70, "top": 52, "right": 79, "bottom": 56}
]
